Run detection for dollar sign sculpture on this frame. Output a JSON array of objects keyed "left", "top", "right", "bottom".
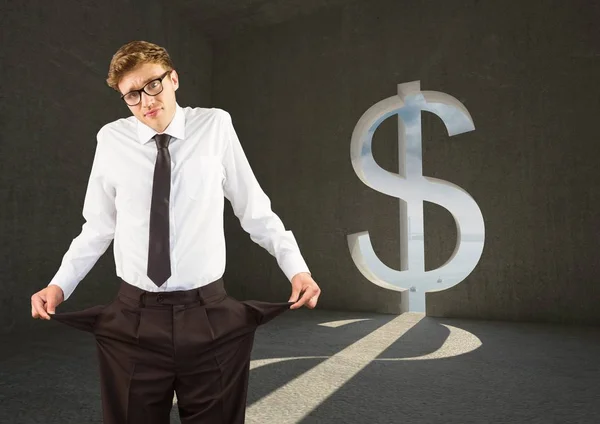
[{"left": 348, "top": 81, "right": 485, "bottom": 312}]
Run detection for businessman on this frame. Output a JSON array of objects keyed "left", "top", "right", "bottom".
[{"left": 30, "top": 40, "right": 321, "bottom": 424}]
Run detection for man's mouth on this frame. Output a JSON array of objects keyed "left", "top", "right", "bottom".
[{"left": 145, "top": 108, "right": 161, "bottom": 117}]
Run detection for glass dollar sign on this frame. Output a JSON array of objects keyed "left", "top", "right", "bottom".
[{"left": 348, "top": 81, "right": 485, "bottom": 312}]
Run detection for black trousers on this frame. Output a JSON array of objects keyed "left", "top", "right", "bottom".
[{"left": 51, "top": 278, "right": 293, "bottom": 423}]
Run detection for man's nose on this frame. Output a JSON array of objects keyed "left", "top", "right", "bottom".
[{"left": 141, "top": 92, "right": 155, "bottom": 108}]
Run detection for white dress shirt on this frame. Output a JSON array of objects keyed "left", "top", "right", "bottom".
[{"left": 49, "top": 104, "right": 310, "bottom": 301}]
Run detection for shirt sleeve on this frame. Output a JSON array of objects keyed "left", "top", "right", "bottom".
[
  {"left": 220, "top": 110, "right": 310, "bottom": 282},
  {"left": 47, "top": 129, "right": 117, "bottom": 300}
]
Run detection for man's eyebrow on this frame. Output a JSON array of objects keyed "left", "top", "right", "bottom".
[{"left": 125, "top": 74, "right": 162, "bottom": 93}]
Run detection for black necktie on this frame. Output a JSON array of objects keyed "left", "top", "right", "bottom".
[{"left": 147, "top": 133, "right": 172, "bottom": 287}]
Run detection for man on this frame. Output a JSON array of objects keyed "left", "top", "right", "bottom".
[{"left": 30, "top": 40, "right": 321, "bottom": 423}]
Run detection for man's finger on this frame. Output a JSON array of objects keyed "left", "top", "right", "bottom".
[
  {"left": 46, "top": 299, "right": 56, "bottom": 315},
  {"left": 290, "top": 293, "right": 308, "bottom": 309},
  {"left": 31, "top": 295, "right": 49, "bottom": 320},
  {"left": 288, "top": 287, "right": 302, "bottom": 303},
  {"left": 306, "top": 291, "right": 321, "bottom": 309},
  {"left": 290, "top": 287, "right": 317, "bottom": 310},
  {"left": 31, "top": 296, "right": 41, "bottom": 319}
]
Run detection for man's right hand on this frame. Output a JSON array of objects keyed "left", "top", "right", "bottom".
[{"left": 31, "top": 285, "right": 65, "bottom": 320}]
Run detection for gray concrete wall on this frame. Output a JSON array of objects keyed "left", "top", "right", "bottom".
[
  {"left": 1, "top": 0, "right": 212, "bottom": 334},
  {"left": 213, "top": 0, "right": 600, "bottom": 324},
  {"left": 3, "top": 0, "right": 599, "bottom": 334}
]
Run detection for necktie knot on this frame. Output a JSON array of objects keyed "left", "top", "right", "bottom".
[{"left": 154, "top": 133, "right": 171, "bottom": 149}]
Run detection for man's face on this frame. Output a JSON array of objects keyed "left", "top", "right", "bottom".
[{"left": 118, "top": 62, "right": 179, "bottom": 133}]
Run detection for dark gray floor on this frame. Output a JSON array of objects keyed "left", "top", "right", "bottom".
[{"left": 1, "top": 309, "right": 599, "bottom": 423}]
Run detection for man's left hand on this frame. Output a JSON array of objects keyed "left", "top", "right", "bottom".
[{"left": 289, "top": 272, "right": 321, "bottom": 310}]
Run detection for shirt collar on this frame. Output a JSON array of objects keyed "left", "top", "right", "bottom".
[{"left": 136, "top": 103, "right": 186, "bottom": 144}]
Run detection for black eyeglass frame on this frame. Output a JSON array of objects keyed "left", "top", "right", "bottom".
[{"left": 120, "top": 70, "right": 173, "bottom": 106}]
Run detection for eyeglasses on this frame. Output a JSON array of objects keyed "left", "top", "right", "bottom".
[{"left": 120, "top": 70, "right": 172, "bottom": 106}]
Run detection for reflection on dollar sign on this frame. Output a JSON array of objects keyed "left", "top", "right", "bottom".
[{"left": 347, "top": 81, "right": 485, "bottom": 312}]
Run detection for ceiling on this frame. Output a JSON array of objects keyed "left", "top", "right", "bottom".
[{"left": 172, "top": 0, "right": 354, "bottom": 39}]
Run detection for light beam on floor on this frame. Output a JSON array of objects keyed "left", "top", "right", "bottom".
[
  {"left": 245, "top": 313, "right": 424, "bottom": 423},
  {"left": 173, "top": 313, "right": 482, "bottom": 419}
]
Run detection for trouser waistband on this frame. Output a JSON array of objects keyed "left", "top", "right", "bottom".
[{"left": 117, "top": 278, "right": 226, "bottom": 306}]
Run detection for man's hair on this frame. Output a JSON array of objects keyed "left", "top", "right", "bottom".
[{"left": 106, "top": 40, "right": 175, "bottom": 92}]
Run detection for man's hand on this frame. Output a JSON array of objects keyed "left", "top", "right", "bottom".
[
  {"left": 31, "top": 285, "right": 65, "bottom": 320},
  {"left": 289, "top": 272, "right": 321, "bottom": 310}
]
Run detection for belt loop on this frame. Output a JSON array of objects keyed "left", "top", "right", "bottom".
[
  {"left": 196, "top": 288, "right": 204, "bottom": 306},
  {"left": 140, "top": 292, "right": 146, "bottom": 307}
]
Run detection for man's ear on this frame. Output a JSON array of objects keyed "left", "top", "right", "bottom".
[{"left": 171, "top": 70, "right": 179, "bottom": 91}]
